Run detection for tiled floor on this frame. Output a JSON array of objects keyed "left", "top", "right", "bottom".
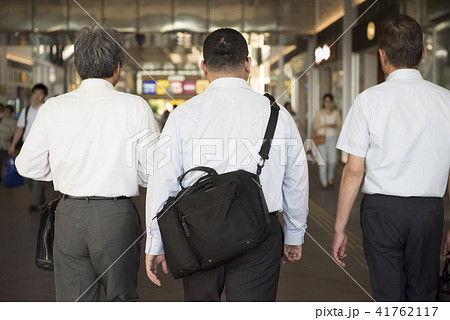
[{"left": 0, "top": 163, "right": 449, "bottom": 301}]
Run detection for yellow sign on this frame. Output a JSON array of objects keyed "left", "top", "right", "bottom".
[
  {"left": 285, "top": 80, "right": 291, "bottom": 94},
  {"left": 156, "top": 80, "right": 170, "bottom": 95},
  {"left": 196, "top": 80, "right": 209, "bottom": 94}
]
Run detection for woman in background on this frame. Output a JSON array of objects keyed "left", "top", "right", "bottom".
[{"left": 313, "top": 93, "right": 342, "bottom": 189}]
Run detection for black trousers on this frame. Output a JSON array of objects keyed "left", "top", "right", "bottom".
[
  {"left": 360, "top": 194, "right": 444, "bottom": 302},
  {"left": 54, "top": 198, "right": 142, "bottom": 301},
  {"left": 182, "top": 214, "right": 284, "bottom": 301}
]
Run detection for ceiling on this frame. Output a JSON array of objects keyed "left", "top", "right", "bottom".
[{"left": 0, "top": 0, "right": 366, "bottom": 35}]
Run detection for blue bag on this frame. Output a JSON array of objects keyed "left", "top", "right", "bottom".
[{"left": 3, "top": 156, "right": 24, "bottom": 187}]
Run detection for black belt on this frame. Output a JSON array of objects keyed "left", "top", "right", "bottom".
[{"left": 61, "top": 194, "right": 130, "bottom": 201}]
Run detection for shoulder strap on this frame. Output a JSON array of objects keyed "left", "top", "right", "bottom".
[
  {"left": 257, "top": 93, "right": 280, "bottom": 176},
  {"left": 24, "top": 106, "right": 30, "bottom": 130}
]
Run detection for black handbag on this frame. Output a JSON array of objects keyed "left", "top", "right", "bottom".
[
  {"left": 156, "top": 93, "right": 280, "bottom": 279},
  {"left": 36, "top": 198, "right": 60, "bottom": 271},
  {"left": 437, "top": 258, "right": 450, "bottom": 301}
]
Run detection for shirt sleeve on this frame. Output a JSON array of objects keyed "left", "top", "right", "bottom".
[
  {"left": 336, "top": 95, "right": 370, "bottom": 157},
  {"left": 282, "top": 116, "right": 309, "bottom": 245},
  {"left": 145, "top": 111, "right": 184, "bottom": 255},
  {"left": 136, "top": 100, "right": 160, "bottom": 187},
  {"left": 16, "top": 108, "right": 26, "bottom": 128},
  {"left": 15, "top": 105, "right": 51, "bottom": 181}
]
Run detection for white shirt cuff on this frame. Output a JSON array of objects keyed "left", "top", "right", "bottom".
[
  {"left": 283, "top": 224, "right": 307, "bottom": 245},
  {"left": 145, "top": 235, "right": 165, "bottom": 255}
]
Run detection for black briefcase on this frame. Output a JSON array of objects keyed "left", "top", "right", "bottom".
[
  {"left": 36, "top": 198, "right": 60, "bottom": 271},
  {"left": 437, "top": 258, "right": 450, "bottom": 301},
  {"left": 156, "top": 93, "right": 280, "bottom": 279}
]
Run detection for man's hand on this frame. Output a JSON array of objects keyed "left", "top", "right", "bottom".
[
  {"left": 145, "top": 254, "right": 168, "bottom": 287},
  {"left": 282, "top": 244, "right": 302, "bottom": 264},
  {"left": 8, "top": 146, "right": 15, "bottom": 157},
  {"left": 331, "top": 231, "right": 348, "bottom": 267},
  {"left": 443, "top": 229, "right": 450, "bottom": 258}
]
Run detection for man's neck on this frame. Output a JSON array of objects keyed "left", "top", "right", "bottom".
[
  {"left": 101, "top": 76, "right": 116, "bottom": 86},
  {"left": 32, "top": 103, "right": 43, "bottom": 109},
  {"left": 207, "top": 72, "right": 247, "bottom": 83},
  {"left": 385, "top": 65, "right": 419, "bottom": 77}
]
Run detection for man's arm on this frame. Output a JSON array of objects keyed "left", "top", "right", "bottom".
[
  {"left": 8, "top": 127, "right": 24, "bottom": 156},
  {"left": 15, "top": 106, "right": 51, "bottom": 180},
  {"left": 136, "top": 100, "right": 160, "bottom": 187},
  {"left": 443, "top": 170, "right": 450, "bottom": 258},
  {"left": 145, "top": 111, "right": 183, "bottom": 286},
  {"left": 331, "top": 154, "right": 365, "bottom": 267},
  {"left": 281, "top": 116, "right": 309, "bottom": 264}
]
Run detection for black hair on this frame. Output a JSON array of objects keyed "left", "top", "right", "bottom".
[
  {"left": 203, "top": 28, "right": 249, "bottom": 72},
  {"left": 74, "top": 25, "right": 124, "bottom": 80},
  {"left": 32, "top": 83, "right": 48, "bottom": 96},
  {"left": 5, "top": 105, "right": 14, "bottom": 113},
  {"left": 321, "top": 93, "right": 334, "bottom": 108},
  {"left": 378, "top": 14, "right": 423, "bottom": 68}
]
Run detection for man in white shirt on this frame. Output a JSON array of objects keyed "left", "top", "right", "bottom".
[
  {"left": 16, "top": 25, "right": 159, "bottom": 301},
  {"left": 331, "top": 14, "right": 450, "bottom": 301},
  {"left": 145, "top": 28, "right": 309, "bottom": 301},
  {"left": 9, "top": 83, "right": 48, "bottom": 212}
]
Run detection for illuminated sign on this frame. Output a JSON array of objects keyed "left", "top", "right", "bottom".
[
  {"left": 170, "top": 81, "right": 183, "bottom": 95},
  {"left": 196, "top": 80, "right": 209, "bottom": 94},
  {"left": 315, "top": 44, "right": 331, "bottom": 65},
  {"left": 183, "top": 81, "right": 196, "bottom": 94},
  {"left": 142, "top": 80, "right": 156, "bottom": 94},
  {"left": 156, "top": 80, "right": 170, "bottom": 95}
]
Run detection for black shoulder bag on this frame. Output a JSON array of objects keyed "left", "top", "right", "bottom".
[
  {"left": 15, "top": 106, "right": 29, "bottom": 150},
  {"left": 156, "top": 93, "right": 280, "bottom": 279}
]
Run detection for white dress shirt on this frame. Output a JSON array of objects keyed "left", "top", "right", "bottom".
[
  {"left": 16, "top": 78, "right": 159, "bottom": 197},
  {"left": 17, "top": 104, "right": 40, "bottom": 141},
  {"left": 337, "top": 69, "right": 450, "bottom": 197},
  {"left": 146, "top": 77, "right": 309, "bottom": 255}
]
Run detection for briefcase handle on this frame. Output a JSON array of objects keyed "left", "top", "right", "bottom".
[
  {"left": 178, "top": 166, "right": 218, "bottom": 189},
  {"left": 443, "top": 258, "right": 450, "bottom": 280}
]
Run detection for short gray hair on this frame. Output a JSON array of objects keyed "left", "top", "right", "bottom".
[{"left": 74, "top": 25, "right": 124, "bottom": 80}]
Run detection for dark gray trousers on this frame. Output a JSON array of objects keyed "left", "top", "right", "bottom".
[
  {"left": 54, "top": 198, "right": 142, "bottom": 302},
  {"left": 361, "top": 194, "right": 444, "bottom": 302},
  {"left": 182, "top": 214, "right": 284, "bottom": 302}
]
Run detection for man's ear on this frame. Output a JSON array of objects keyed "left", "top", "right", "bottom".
[
  {"left": 245, "top": 57, "right": 252, "bottom": 74},
  {"left": 115, "top": 63, "right": 121, "bottom": 78},
  {"left": 420, "top": 44, "right": 426, "bottom": 63},
  {"left": 200, "top": 60, "right": 208, "bottom": 77},
  {"left": 378, "top": 48, "right": 388, "bottom": 66}
]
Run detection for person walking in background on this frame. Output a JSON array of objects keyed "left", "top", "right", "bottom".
[
  {"left": 331, "top": 14, "right": 450, "bottom": 301},
  {"left": 145, "top": 28, "right": 308, "bottom": 301},
  {"left": 9, "top": 83, "right": 48, "bottom": 212},
  {"left": 0, "top": 105, "right": 17, "bottom": 182},
  {"left": 16, "top": 25, "right": 159, "bottom": 301},
  {"left": 313, "top": 93, "right": 341, "bottom": 189}
]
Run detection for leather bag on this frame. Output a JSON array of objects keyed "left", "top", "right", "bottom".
[{"left": 36, "top": 198, "right": 60, "bottom": 271}]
